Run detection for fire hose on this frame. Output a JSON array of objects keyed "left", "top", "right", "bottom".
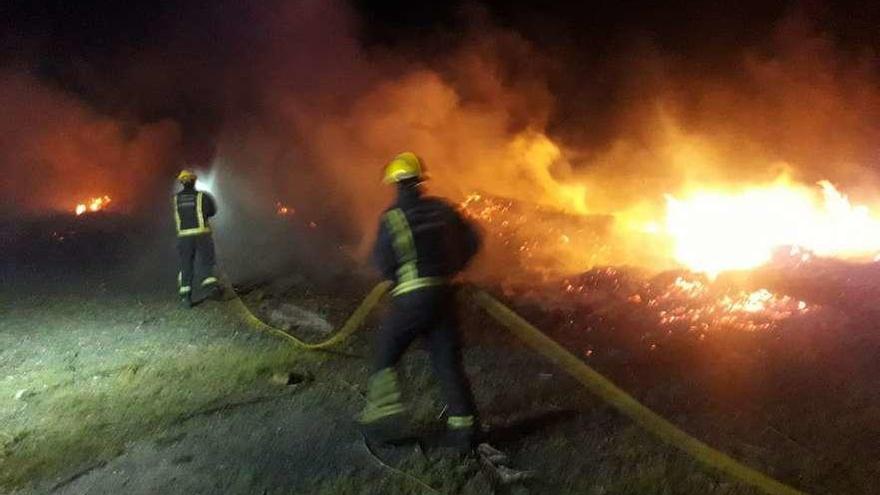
[
  {"left": 228, "top": 280, "right": 392, "bottom": 350},
  {"left": 227, "top": 282, "right": 807, "bottom": 495}
]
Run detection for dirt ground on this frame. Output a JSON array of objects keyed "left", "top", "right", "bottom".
[{"left": 3, "top": 217, "right": 879, "bottom": 494}]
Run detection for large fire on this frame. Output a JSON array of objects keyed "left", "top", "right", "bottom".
[
  {"left": 74, "top": 196, "right": 112, "bottom": 216},
  {"left": 459, "top": 176, "right": 880, "bottom": 332},
  {"left": 461, "top": 178, "right": 880, "bottom": 278},
  {"left": 661, "top": 180, "right": 880, "bottom": 276}
]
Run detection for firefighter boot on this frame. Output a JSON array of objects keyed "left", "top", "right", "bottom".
[
  {"left": 202, "top": 277, "right": 222, "bottom": 301},
  {"left": 358, "top": 368, "right": 411, "bottom": 445},
  {"left": 180, "top": 294, "right": 193, "bottom": 309}
]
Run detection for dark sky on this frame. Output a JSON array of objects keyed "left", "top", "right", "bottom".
[
  {"left": 5, "top": 1, "right": 878, "bottom": 92},
  {"left": 3, "top": 3, "right": 876, "bottom": 90},
  {"left": 1, "top": 0, "right": 878, "bottom": 160}
]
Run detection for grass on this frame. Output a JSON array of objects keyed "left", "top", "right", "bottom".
[
  {"left": 1, "top": 344, "right": 317, "bottom": 490},
  {"left": 0, "top": 289, "right": 326, "bottom": 491},
  {"left": 3, "top": 268, "right": 878, "bottom": 493}
]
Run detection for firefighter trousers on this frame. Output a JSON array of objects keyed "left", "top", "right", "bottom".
[
  {"left": 372, "top": 285, "right": 476, "bottom": 419},
  {"left": 177, "top": 234, "right": 218, "bottom": 297}
]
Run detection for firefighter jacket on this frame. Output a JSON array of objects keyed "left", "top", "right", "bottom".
[
  {"left": 372, "top": 186, "right": 481, "bottom": 297},
  {"left": 173, "top": 187, "right": 217, "bottom": 237}
]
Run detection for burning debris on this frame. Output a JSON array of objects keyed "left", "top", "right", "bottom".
[
  {"left": 511, "top": 266, "right": 816, "bottom": 345},
  {"left": 459, "top": 192, "right": 816, "bottom": 336},
  {"left": 275, "top": 201, "right": 295, "bottom": 216},
  {"left": 74, "top": 196, "right": 112, "bottom": 216},
  {"left": 273, "top": 200, "right": 320, "bottom": 229},
  {"left": 634, "top": 275, "right": 811, "bottom": 333},
  {"left": 459, "top": 193, "right": 615, "bottom": 278},
  {"left": 461, "top": 180, "right": 880, "bottom": 295}
]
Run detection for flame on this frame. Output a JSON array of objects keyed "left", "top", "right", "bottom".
[
  {"left": 275, "top": 201, "right": 295, "bottom": 216},
  {"left": 74, "top": 196, "right": 112, "bottom": 216},
  {"left": 662, "top": 180, "right": 880, "bottom": 276}
]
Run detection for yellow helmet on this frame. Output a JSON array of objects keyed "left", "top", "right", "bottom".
[
  {"left": 383, "top": 152, "right": 426, "bottom": 184},
  {"left": 177, "top": 170, "right": 197, "bottom": 183}
]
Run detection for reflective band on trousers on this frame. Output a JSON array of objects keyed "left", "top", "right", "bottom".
[
  {"left": 201, "top": 277, "right": 218, "bottom": 286},
  {"left": 359, "top": 368, "right": 406, "bottom": 424},
  {"left": 174, "top": 192, "right": 212, "bottom": 237},
  {"left": 447, "top": 415, "right": 474, "bottom": 429},
  {"left": 177, "top": 273, "right": 191, "bottom": 294}
]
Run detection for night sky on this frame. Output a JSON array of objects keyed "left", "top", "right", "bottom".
[{"left": 4, "top": 0, "right": 878, "bottom": 148}]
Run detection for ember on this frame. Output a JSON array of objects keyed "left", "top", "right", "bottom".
[
  {"left": 551, "top": 269, "right": 813, "bottom": 335},
  {"left": 640, "top": 276, "right": 811, "bottom": 333},
  {"left": 275, "top": 201, "right": 295, "bottom": 216},
  {"left": 74, "top": 196, "right": 112, "bottom": 216},
  {"left": 459, "top": 193, "right": 614, "bottom": 277}
]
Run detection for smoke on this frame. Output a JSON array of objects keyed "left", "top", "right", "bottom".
[
  {"left": 3, "top": 1, "right": 880, "bottom": 277},
  {"left": 0, "top": 71, "right": 181, "bottom": 217},
  {"left": 567, "top": 13, "right": 880, "bottom": 215}
]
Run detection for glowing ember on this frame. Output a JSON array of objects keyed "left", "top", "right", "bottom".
[
  {"left": 554, "top": 270, "right": 813, "bottom": 335},
  {"left": 640, "top": 276, "right": 811, "bottom": 333},
  {"left": 275, "top": 201, "right": 295, "bottom": 216},
  {"left": 663, "top": 180, "right": 880, "bottom": 276},
  {"left": 74, "top": 196, "right": 112, "bottom": 216},
  {"left": 460, "top": 192, "right": 614, "bottom": 276}
]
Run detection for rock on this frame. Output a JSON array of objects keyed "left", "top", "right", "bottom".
[
  {"left": 494, "top": 465, "right": 537, "bottom": 485},
  {"left": 270, "top": 371, "right": 311, "bottom": 386},
  {"left": 266, "top": 303, "right": 333, "bottom": 334},
  {"left": 14, "top": 388, "right": 33, "bottom": 400},
  {"left": 478, "top": 443, "right": 510, "bottom": 465},
  {"left": 478, "top": 442, "right": 536, "bottom": 486}
]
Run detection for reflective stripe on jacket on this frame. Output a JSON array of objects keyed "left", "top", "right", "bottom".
[
  {"left": 373, "top": 187, "right": 481, "bottom": 297},
  {"left": 174, "top": 190, "right": 216, "bottom": 237}
]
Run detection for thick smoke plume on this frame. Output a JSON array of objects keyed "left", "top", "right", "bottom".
[
  {"left": 570, "top": 14, "right": 880, "bottom": 217},
  {"left": 0, "top": 71, "right": 179, "bottom": 216},
  {"left": 2, "top": 1, "right": 879, "bottom": 278}
]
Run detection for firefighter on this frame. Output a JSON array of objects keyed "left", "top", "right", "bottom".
[
  {"left": 173, "top": 170, "right": 221, "bottom": 307},
  {"left": 359, "top": 152, "right": 481, "bottom": 454}
]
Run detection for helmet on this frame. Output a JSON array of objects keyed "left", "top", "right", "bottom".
[
  {"left": 177, "top": 170, "right": 197, "bottom": 183},
  {"left": 383, "top": 152, "right": 426, "bottom": 184}
]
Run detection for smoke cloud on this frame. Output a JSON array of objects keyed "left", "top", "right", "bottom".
[
  {"left": 0, "top": 71, "right": 180, "bottom": 216},
  {"left": 2, "top": 1, "right": 880, "bottom": 277}
]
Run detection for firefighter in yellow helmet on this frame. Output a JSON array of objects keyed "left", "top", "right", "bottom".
[
  {"left": 173, "top": 170, "right": 221, "bottom": 307},
  {"left": 359, "top": 152, "right": 482, "bottom": 455}
]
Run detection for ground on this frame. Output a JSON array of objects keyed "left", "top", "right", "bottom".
[{"left": 2, "top": 216, "right": 879, "bottom": 494}]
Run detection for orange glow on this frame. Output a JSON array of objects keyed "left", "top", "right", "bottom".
[{"left": 74, "top": 196, "right": 112, "bottom": 216}]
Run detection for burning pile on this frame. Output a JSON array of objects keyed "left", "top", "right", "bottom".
[
  {"left": 458, "top": 186, "right": 832, "bottom": 336},
  {"left": 632, "top": 275, "right": 810, "bottom": 333},
  {"left": 554, "top": 268, "right": 813, "bottom": 336},
  {"left": 459, "top": 193, "right": 615, "bottom": 278},
  {"left": 74, "top": 196, "right": 112, "bottom": 216}
]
